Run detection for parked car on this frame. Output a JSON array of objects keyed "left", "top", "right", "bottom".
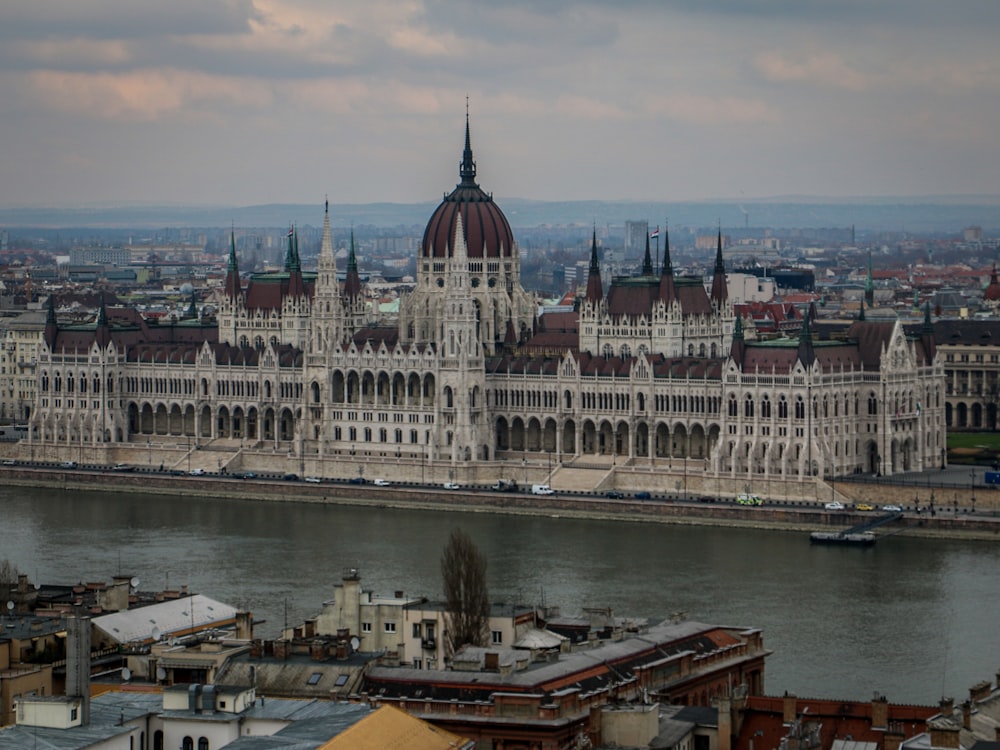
[
  {"left": 238, "top": 471, "right": 257, "bottom": 480},
  {"left": 635, "top": 491, "right": 652, "bottom": 500},
  {"left": 736, "top": 493, "right": 763, "bottom": 506},
  {"left": 304, "top": 476, "right": 322, "bottom": 483},
  {"left": 373, "top": 478, "right": 391, "bottom": 486},
  {"left": 881, "top": 504, "right": 903, "bottom": 512},
  {"left": 443, "top": 481, "right": 461, "bottom": 490},
  {"left": 348, "top": 476, "right": 367, "bottom": 485},
  {"left": 188, "top": 468, "right": 205, "bottom": 476},
  {"left": 604, "top": 490, "right": 624, "bottom": 499},
  {"left": 856, "top": 502, "right": 875, "bottom": 511},
  {"left": 60, "top": 460, "right": 77, "bottom": 469},
  {"left": 824, "top": 501, "right": 845, "bottom": 511},
  {"left": 112, "top": 463, "right": 134, "bottom": 472},
  {"left": 2, "top": 459, "right": 17, "bottom": 466},
  {"left": 282, "top": 473, "right": 299, "bottom": 481}
]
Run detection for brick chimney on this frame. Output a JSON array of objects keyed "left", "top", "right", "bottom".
[
  {"left": 961, "top": 701, "right": 971, "bottom": 730},
  {"left": 970, "top": 680, "right": 992, "bottom": 703},
  {"left": 871, "top": 694, "right": 888, "bottom": 730},
  {"left": 235, "top": 612, "right": 253, "bottom": 640},
  {"left": 938, "top": 697, "right": 954, "bottom": 717},
  {"left": 783, "top": 693, "right": 798, "bottom": 724},
  {"left": 717, "top": 696, "right": 733, "bottom": 750},
  {"left": 928, "top": 720, "right": 961, "bottom": 749},
  {"left": 273, "top": 639, "right": 290, "bottom": 660}
]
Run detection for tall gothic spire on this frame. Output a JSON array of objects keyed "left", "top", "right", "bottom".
[
  {"left": 585, "top": 225, "right": 603, "bottom": 303},
  {"left": 796, "top": 313, "right": 815, "bottom": 368},
  {"left": 658, "top": 221, "right": 676, "bottom": 304},
  {"left": 459, "top": 101, "right": 477, "bottom": 187},
  {"left": 224, "top": 228, "right": 241, "bottom": 299},
  {"left": 710, "top": 226, "right": 728, "bottom": 305},
  {"left": 344, "top": 228, "right": 362, "bottom": 299},
  {"left": 642, "top": 231, "right": 653, "bottom": 276}
]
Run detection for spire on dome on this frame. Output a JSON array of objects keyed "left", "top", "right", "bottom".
[
  {"left": 710, "top": 226, "right": 728, "bottom": 305},
  {"left": 642, "top": 231, "right": 653, "bottom": 276},
  {"left": 459, "top": 100, "right": 478, "bottom": 187},
  {"left": 585, "top": 225, "right": 603, "bottom": 303}
]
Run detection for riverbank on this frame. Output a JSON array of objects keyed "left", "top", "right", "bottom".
[{"left": 4, "top": 465, "right": 999, "bottom": 542}]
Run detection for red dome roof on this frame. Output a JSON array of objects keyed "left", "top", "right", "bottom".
[{"left": 421, "top": 117, "right": 514, "bottom": 260}]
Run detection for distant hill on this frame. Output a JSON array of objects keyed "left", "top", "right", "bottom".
[{"left": 1, "top": 196, "right": 999, "bottom": 233}]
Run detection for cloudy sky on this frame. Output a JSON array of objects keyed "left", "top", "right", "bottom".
[{"left": 2, "top": 0, "right": 999, "bottom": 209}]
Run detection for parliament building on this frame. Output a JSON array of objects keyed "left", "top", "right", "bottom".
[{"left": 26, "top": 117, "right": 946, "bottom": 498}]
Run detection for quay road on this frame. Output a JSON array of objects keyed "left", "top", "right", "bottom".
[{"left": 3, "top": 459, "right": 999, "bottom": 539}]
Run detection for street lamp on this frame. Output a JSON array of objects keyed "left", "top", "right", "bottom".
[
  {"left": 970, "top": 469, "right": 976, "bottom": 513},
  {"left": 522, "top": 457, "right": 527, "bottom": 485}
]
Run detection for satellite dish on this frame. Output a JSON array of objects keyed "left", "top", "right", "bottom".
[
  {"left": 33, "top": 582, "right": 41, "bottom": 591},
  {"left": 168, "top": 637, "right": 179, "bottom": 646},
  {"left": 130, "top": 577, "right": 140, "bottom": 589},
  {"left": 151, "top": 627, "right": 161, "bottom": 642},
  {"left": 121, "top": 667, "right": 131, "bottom": 681},
  {"left": 156, "top": 667, "right": 167, "bottom": 681},
  {"left": 350, "top": 636, "right": 360, "bottom": 652},
  {"left": 5, "top": 601, "right": 13, "bottom": 612}
]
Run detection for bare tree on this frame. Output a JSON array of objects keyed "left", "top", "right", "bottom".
[
  {"left": 0, "top": 559, "right": 19, "bottom": 603},
  {"left": 440, "top": 528, "right": 490, "bottom": 656}
]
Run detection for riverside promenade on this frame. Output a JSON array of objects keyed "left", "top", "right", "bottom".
[{"left": 3, "top": 460, "right": 998, "bottom": 542}]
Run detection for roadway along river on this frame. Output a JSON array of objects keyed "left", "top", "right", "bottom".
[{"left": 2, "top": 485, "right": 999, "bottom": 706}]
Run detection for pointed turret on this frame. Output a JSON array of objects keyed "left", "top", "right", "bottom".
[
  {"left": 730, "top": 313, "right": 746, "bottom": 367},
  {"left": 864, "top": 250, "right": 874, "bottom": 307},
  {"left": 283, "top": 226, "right": 295, "bottom": 271},
  {"left": 796, "top": 314, "right": 815, "bottom": 368},
  {"left": 224, "top": 229, "right": 241, "bottom": 299},
  {"left": 584, "top": 226, "right": 603, "bottom": 304},
  {"left": 95, "top": 294, "right": 111, "bottom": 349},
  {"left": 658, "top": 222, "right": 677, "bottom": 304},
  {"left": 286, "top": 226, "right": 305, "bottom": 297},
  {"left": 343, "top": 229, "right": 363, "bottom": 300},
  {"left": 44, "top": 293, "right": 58, "bottom": 349},
  {"left": 710, "top": 227, "right": 728, "bottom": 306},
  {"left": 184, "top": 290, "right": 198, "bottom": 320},
  {"left": 858, "top": 298, "right": 866, "bottom": 321},
  {"left": 641, "top": 232, "right": 653, "bottom": 276},
  {"left": 921, "top": 300, "right": 937, "bottom": 365},
  {"left": 319, "top": 198, "right": 337, "bottom": 270}
]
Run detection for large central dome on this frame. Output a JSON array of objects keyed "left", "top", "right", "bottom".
[{"left": 421, "top": 116, "right": 515, "bottom": 259}]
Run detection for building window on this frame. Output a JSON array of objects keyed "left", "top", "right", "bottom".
[
  {"left": 307, "top": 672, "right": 322, "bottom": 685},
  {"left": 412, "top": 659, "right": 422, "bottom": 669},
  {"left": 491, "top": 630, "right": 503, "bottom": 645},
  {"left": 412, "top": 623, "right": 422, "bottom": 638},
  {"left": 361, "top": 622, "right": 372, "bottom": 633},
  {"left": 384, "top": 622, "right": 396, "bottom": 633}
]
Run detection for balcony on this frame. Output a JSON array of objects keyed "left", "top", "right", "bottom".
[{"left": 421, "top": 637, "right": 437, "bottom": 651}]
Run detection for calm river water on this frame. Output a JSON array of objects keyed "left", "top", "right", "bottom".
[{"left": 2, "top": 485, "right": 999, "bottom": 706}]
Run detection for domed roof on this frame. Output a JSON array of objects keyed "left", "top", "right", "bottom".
[
  {"left": 985, "top": 265, "right": 1000, "bottom": 301},
  {"left": 421, "top": 116, "right": 515, "bottom": 260}
]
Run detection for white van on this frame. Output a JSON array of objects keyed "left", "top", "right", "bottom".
[{"left": 531, "top": 484, "right": 555, "bottom": 495}]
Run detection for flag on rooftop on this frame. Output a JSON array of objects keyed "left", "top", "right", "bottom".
[{"left": 649, "top": 227, "right": 660, "bottom": 239}]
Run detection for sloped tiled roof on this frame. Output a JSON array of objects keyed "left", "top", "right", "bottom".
[{"left": 318, "top": 704, "right": 473, "bottom": 750}]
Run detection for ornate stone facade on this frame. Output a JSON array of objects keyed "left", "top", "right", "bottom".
[{"left": 25, "top": 117, "right": 946, "bottom": 492}]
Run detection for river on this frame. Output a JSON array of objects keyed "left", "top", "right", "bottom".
[{"left": 2, "top": 485, "right": 999, "bottom": 706}]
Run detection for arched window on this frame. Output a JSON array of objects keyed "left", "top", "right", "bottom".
[
  {"left": 778, "top": 396, "right": 788, "bottom": 419},
  {"left": 153, "top": 730, "right": 164, "bottom": 750},
  {"left": 182, "top": 738, "right": 194, "bottom": 750},
  {"left": 198, "top": 738, "right": 209, "bottom": 750}
]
